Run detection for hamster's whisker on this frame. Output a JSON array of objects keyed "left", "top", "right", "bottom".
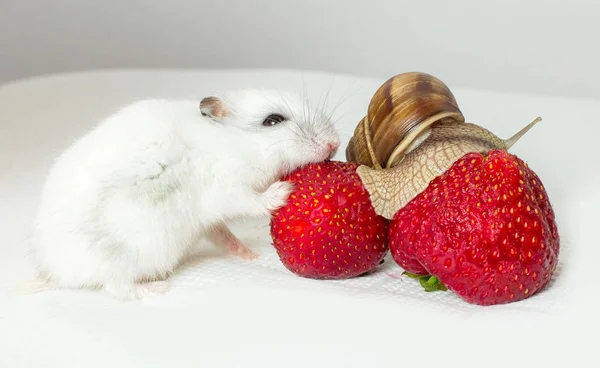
[
  {"left": 326, "top": 95, "right": 350, "bottom": 124},
  {"left": 274, "top": 89, "right": 309, "bottom": 138},
  {"left": 265, "top": 138, "right": 298, "bottom": 151},
  {"left": 312, "top": 83, "right": 329, "bottom": 130},
  {"left": 301, "top": 73, "right": 312, "bottom": 127},
  {"left": 282, "top": 123, "right": 303, "bottom": 140},
  {"left": 329, "top": 112, "right": 350, "bottom": 127},
  {"left": 317, "top": 77, "right": 336, "bottom": 127},
  {"left": 264, "top": 139, "right": 300, "bottom": 158},
  {"left": 314, "top": 124, "right": 338, "bottom": 139},
  {"left": 275, "top": 88, "right": 297, "bottom": 121},
  {"left": 271, "top": 88, "right": 311, "bottom": 139},
  {"left": 326, "top": 81, "right": 361, "bottom": 123}
]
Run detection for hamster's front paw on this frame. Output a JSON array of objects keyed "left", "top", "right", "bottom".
[{"left": 263, "top": 181, "right": 295, "bottom": 212}]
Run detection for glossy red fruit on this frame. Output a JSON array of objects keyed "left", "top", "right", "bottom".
[
  {"left": 390, "top": 150, "right": 559, "bottom": 305},
  {"left": 270, "top": 161, "right": 389, "bottom": 279}
]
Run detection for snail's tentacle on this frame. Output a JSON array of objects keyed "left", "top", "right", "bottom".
[{"left": 504, "top": 117, "right": 542, "bottom": 149}]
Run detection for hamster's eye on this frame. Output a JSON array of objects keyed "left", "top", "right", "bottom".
[{"left": 262, "top": 114, "right": 286, "bottom": 127}]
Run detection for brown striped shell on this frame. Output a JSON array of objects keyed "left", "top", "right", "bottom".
[
  {"left": 345, "top": 72, "right": 465, "bottom": 169},
  {"left": 346, "top": 72, "right": 542, "bottom": 219}
]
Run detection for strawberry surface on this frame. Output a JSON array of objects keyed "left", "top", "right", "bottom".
[
  {"left": 270, "top": 161, "right": 389, "bottom": 279},
  {"left": 390, "top": 150, "right": 559, "bottom": 305}
]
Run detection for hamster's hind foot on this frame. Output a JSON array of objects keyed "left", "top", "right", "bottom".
[
  {"left": 207, "top": 222, "right": 259, "bottom": 260},
  {"left": 13, "top": 277, "right": 55, "bottom": 295},
  {"left": 226, "top": 239, "right": 259, "bottom": 260},
  {"left": 103, "top": 281, "right": 170, "bottom": 301}
]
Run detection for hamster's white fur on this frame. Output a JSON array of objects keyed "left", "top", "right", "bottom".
[{"left": 21, "top": 89, "right": 340, "bottom": 300}]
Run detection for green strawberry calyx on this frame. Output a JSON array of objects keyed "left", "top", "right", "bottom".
[{"left": 402, "top": 272, "right": 448, "bottom": 292}]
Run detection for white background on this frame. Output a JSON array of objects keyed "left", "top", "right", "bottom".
[
  {"left": 1, "top": 2, "right": 599, "bottom": 367},
  {"left": 1, "top": 0, "right": 599, "bottom": 99}
]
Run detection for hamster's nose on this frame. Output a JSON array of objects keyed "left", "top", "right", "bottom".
[
  {"left": 327, "top": 140, "right": 340, "bottom": 153},
  {"left": 326, "top": 140, "right": 340, "bottom": 159}
]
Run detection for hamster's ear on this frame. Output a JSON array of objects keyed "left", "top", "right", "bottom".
[{"left": 199, "top": 96, "right": 230, "bottom": 121}]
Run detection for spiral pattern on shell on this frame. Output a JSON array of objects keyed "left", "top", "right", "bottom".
[{"left": 345, "top": 72, "right": 465, "bottom": 169}]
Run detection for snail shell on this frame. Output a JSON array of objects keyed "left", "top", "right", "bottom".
[
  {"left": 346, "top": 72, "right": 541, "bottom": 220},
  {"left": 345, "top": 72, "right": 465, "bottom": 169}
]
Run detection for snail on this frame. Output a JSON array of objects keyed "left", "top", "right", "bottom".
[{"left": 345, "top": 72, "right": 541, "bottom": 220}]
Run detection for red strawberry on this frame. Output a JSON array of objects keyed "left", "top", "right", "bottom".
[
  {"left": 270, "top": 161, "right": 390, "bottom": 279},
  {"left": 390, "top": 150, "right": 559, "bottom": 305}
]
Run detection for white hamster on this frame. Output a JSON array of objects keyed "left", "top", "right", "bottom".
[{"left": 20, "top": 89, "right": 341, "bottom": 300}]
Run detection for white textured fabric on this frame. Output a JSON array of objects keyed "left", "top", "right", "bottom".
[{"left": 0, "top": 69, "right": 597, "bottom": 367}]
